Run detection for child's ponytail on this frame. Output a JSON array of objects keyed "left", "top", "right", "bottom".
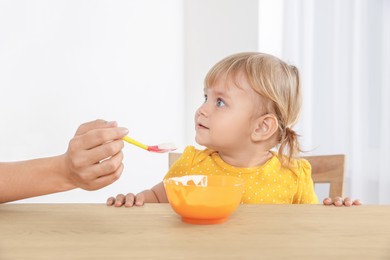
[
  {"left": 278, "top": 127, "right": 301, "bottom": 167},
  {"left": 273, "top": 63, "right": 303, "bottom": 168}
]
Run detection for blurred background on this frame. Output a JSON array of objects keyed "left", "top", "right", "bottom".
[{"left": 1, "top": 0, "right": 389, "bottom": 204}]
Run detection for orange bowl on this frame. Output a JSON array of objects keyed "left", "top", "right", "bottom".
[{"left": 163, "top": 175, "right": 245, "bottom": 225}]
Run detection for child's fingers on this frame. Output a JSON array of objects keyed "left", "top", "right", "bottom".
[
  {"left": 114, "top": 194, "right": 126, "bottom": 207},
  {"left": 135, "top": 193, "right": 145, "bottom": 206},
  {"left": 343, "top": 197, "right": 352, "bottom": 206},
  {"left": 323, "top": 197, "right": 344, "bottom": 206},
  {"left": 323, "top": 197, "right": 361, "bottom": 207},
  {"left": 352, "top": 199, "right": 362, "bottom": 205},
  {"left": 333, "top": 197, "right": 344, "bottom": 207},
  {"left": 124, "top": 193, "right": 136, "bottom": 207},
  {"left": 106, "top": 196, "right": 115, "bottom": 206},
  {"left": 323, "top": 197, "right": 332, "bottom": 205}
]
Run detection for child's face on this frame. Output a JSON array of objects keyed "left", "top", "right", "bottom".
[{"left": 195, "top": 73, "right": 262, "bottom": 152}]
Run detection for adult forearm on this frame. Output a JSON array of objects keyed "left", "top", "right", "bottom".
[{"left": 0, "top": 155, "right": 75, "bottom": 203}]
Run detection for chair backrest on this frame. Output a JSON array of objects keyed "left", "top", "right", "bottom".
[
  {"left": 168, "top": 153, "right": 345, "bottom": 198},
  {"left": 302, "top": 154, "right": 345, "bottom": 198},
  {"left": 169, "top": 153, "right": 182, "bottom": 168}
]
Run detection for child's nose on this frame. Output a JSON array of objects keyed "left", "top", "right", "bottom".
[{"left": 197, "top": 102, "right": 209, "bottom": 117}]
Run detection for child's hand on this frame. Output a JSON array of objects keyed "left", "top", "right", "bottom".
[
  {"left": 323, "top": 197, "right": 362, "bottom": 207},
  {"left": 106, "top": 193, "right": 146, "bottom": 207}
]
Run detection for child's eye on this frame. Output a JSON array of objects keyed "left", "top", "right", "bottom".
[
  {"left": 216, "top": 98, "right": 226, "bottom": 107},
  {"left": 203, "top": 94, "right": 208, "bottom": 103}
]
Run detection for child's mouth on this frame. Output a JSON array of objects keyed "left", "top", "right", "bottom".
[{"left": 197, "top": 123, "right": 209, "bottom": 130}]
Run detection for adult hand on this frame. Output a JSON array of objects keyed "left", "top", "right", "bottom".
[{"left": 64, "top": 119, "right": 129, "bottom": 191}]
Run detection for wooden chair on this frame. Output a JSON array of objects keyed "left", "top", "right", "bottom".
[
  {"left": 168, "top": 153, "right": 345, "bottom": 198},
  {"left": 302, "top": 154, "right": 345, "bottom": 198}
]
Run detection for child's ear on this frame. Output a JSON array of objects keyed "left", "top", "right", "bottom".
[{"left": 251, "top": 114, "right": 279, "bottom": 142}]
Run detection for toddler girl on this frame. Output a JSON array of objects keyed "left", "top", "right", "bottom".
[{"left": 107, "top": 52, "right": 360, "bottom": 207}]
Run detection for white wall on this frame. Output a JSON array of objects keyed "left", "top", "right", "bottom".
[
  {"left": 1, "top": 0, "right": 259, "bottom": 203},
  {"left": 183, "top": 0, "right": 259, "bottom": 146},
  {"left": 0, "top": 0, "right": 184, "bottom": 202}
]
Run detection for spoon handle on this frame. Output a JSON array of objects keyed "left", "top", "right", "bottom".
[{"left": 123, "top": 136, "right": 148, "bottom": 151}]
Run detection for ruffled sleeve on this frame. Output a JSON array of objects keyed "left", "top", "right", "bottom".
[{"left": 293, "top": 159, "right": 319, "bottom": 204}]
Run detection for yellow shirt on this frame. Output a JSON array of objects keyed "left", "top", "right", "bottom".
[{"left": 164, "top": 146, "right": 318, "bottom": 204}]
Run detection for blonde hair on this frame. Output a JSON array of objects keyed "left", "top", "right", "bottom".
[{"left": 204, "top": 52, "right": 302, "bottom": 167}]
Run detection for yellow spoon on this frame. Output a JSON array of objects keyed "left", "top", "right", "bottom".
[{"left": 123, "top": 136, "right": 177, "bottom": 153}]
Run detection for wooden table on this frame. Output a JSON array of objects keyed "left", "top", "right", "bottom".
[{"left": 1, "top": 204, "right": 389, "bottom": 259}]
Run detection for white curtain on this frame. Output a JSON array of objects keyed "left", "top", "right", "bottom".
[{"left": 264, "top": 0, "right": 390, "bottom": 204}]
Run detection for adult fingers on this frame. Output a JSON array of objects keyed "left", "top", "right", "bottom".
[
  {"left": 75, "top": 119, "right": 118, "bottom": 136},
  {"left": 95, "top": 151, "right": 124, "bottom": 178},
  {"left": 71, "top": 127, "right": 128, "bottom": 151},
  {"left": 91, "top": 163, "right": 124, "bottom": 190},
  {"left": 78, "top": 162, "right": 124, "bottom": 191},
  {"left": 69, "top": 149, "right": 124, "bottom": 185},
  {"left": 73, "top": 139, "right": 125, "bottom": 168}
]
